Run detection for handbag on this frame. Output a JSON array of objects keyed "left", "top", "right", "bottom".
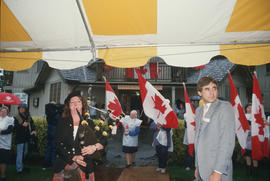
[{"left": 29, "top": 134, "right": 38, "bottom": 151}]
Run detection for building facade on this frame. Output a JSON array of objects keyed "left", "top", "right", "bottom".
[{"left": 4, "top": 57, "right": 260, "bottom": 119}]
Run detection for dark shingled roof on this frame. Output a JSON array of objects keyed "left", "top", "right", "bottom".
[
  {"left": 187, "top": 58, "right": 234, "bottom": 84},
  {"left": 58, "top": 66, "right": 96, "bottom": 82}
]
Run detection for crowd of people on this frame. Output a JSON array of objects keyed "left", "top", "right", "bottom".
[{"left": 0, "top": 76, "right": 269, "bottom": 181}]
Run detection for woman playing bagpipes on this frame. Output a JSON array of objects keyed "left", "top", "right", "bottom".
[{"left": 53, "top": 91, "right": 106, "bottom": 181}]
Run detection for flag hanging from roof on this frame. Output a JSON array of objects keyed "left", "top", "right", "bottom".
[
  {"left": 126, "top": 62, "right": 158, "bottom": 79},
  {"left": 228, "top": 72, "right": 250, "bottom": 155},
  {"left": 194, "top": 65, "right": 206, "bottom": 70},
  {"left": 105, "top": 80, "right": 123, "bottom": 120},
  {"left": 251, "top": 72, "right": 269, "bottom": 160},
  {"left": 136, "top": 69, "right": 178, "bottom": 128},
  {"left": 183, "top": 83, "right": 196, "bottom": 157}
]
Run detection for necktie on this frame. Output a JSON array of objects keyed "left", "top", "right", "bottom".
[{"left": 203, "top": 104, "right": 208, "bottom": 118}]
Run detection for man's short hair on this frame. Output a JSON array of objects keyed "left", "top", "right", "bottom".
[{"left": 197, "top": 76, "right": 218, "bottom": 92}]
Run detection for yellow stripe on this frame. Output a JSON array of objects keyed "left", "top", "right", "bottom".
[
  {"left": 226, "top": 0, "right": 270, "bottom": 32},
  {"left": 0, "top": 52, "right": 41, "bottom": 71},
  {"left": 99, "top": 47, "right": 156, "bottom": 68},
  {"left": 220, "top": 44, "right": 270, "bottom": 65},
  {"left": 82, "top": 0, "right": 157, "bottom": 35},
  {"left": 0, "top": 0, "right": 32, "bottom": 41}
]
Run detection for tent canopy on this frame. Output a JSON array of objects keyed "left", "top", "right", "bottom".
[{"left": 1, "top": 0, "right": 270, "bottom": 71}]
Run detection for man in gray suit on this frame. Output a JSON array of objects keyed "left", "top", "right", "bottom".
[{"left": 194, "top": 76, "right": 235, "bottom": 181}]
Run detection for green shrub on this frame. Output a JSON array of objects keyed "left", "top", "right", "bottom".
[
  {"left": 32, "top": 116, "right": 48, "bottom": 155},
  {"left": 169, "top": 119, "right": 186, "bottom": 165}
]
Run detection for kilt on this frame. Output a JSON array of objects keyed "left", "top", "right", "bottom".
[{"left": 53, "top": 163, "right": 95, "bottom": 181}]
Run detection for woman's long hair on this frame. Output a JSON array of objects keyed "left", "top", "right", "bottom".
[{"left": 62, "top": 96, "right": 88, "bottom": 119}]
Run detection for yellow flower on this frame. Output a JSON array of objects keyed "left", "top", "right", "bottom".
[
  {"left": 95, "top": 126, "right": 100, "bottom": 131},
  {"left": 109, "top": 125, "right": 114, "bottom": 130},
  {"left": 85, "top": 112, "right": 90, "bottom": 117},
  {"left": 81, "top": 120, "right": 88, "bottom": 126},
  {"left": 102, "top": 131, "right": 108, "bottom": 136},
  {"left": 99, "top": 120, "right": 104, "bottom": 125}
]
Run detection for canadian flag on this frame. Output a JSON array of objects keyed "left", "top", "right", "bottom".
[
  {"left": 104, "top": 64, "right": 114, "bottom": 72},
  {"left": 105, "top": 80, "right": 123, "bottom": 120},
  {"left": 228, "top": 73, "right": 250, "bottom": 155},
  {"left": 126, "top": 62, "right": 158, "bottom": 79},
  {"left": 194, "top": 65, "right": 206, "bottom": 70},
  {"left": 136, "top": 69, "right": 178, "bottom": 128},
  {"left": 251, "top": 72, "right": 269, "bottom": 160},
  {"left": 183, "top": 83, "right": 195, "bottom": 157}
]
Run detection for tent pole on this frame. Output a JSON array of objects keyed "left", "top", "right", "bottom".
[{"left": 76, "top": 0, "right": 96, "bottom": 62}]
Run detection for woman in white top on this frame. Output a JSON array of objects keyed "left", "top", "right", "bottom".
[
  {"left": 0, "top": 106, "right": 14, "bottom": 181},
  {"left": 120, "top": 110, "right": 142, "bottom": 167},
  {"left": 244, "top": 103, "right": 259, "bottom": 176}
]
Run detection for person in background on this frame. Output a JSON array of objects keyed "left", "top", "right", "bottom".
[
  {"left": 149, "top": 120, "right": 173, "bottom": 174},
  {"left": 183, "top": 113, "right": 193, "bottom": 171},
  {"left": 120, "top": 110, "right": 142, "bottom": 168},
  {"left": 174, "top": 100, "right": 180, "bottom": 118},
  {"left": 0, "top": 106, "right": 14, "bottom": 181},
  {"left": 89, "top": 97, "right": 97, "bottom": 119},
  {"left": 99, "top": 104, "right": 107, "bottom": 123},
  {"left": 174, "top": 100, "right": 185, "bottom": 119},
  {"left": 178, "top": 102, "right": 185, "bottom": 120},
  {"left": 42, "top": 101, "right": 64, "bottom": 170},
  {"left": 14, "top": 104, "right": 36, "bottom": 174},
  {"left": 244, "top": 103, "right": 259, "bottom": 176}
]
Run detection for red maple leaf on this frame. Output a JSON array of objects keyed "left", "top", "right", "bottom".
[
  {"left": 151, "top": 94, "right": 167, "bottom": 118},
  {"left": 139, "top": 66, "right": 148, "bottom": 75},
  {"left": 190, "top": 121, "right": 196, "bottom": 127},
  {"left": 237, "top": 104, "right": 250, "bottom": 132},
  {"left": 254, "top": 107, "right": 265, "bottom": 135},
  {"left": 108, "top": 97, "right": 122, "bottom": 117},
  {"left": 190, "top": 121, "right": 196, "bottom": 131}
]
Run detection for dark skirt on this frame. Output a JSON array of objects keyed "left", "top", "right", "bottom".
[
  {"left": 0, "top": 149, "right": 11, "bottom": 164},
  {"left": 122, "top": 146, "right": 138, "bottom": 153}
]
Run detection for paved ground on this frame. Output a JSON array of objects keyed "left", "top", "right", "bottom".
[
  {"left": 105, "top": 127, "right": 158, "bottom": 168},
  {"left": 117, "top": 167, "right": 170, "bottom": 181}
]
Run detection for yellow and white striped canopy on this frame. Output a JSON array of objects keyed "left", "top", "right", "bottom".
[{"left": 1, "top": 0, "right": 270, "bottom": 71}]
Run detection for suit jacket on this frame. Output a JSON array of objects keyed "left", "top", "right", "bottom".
[
  {"left": 194, "top": 99, "right": 235, "bottom": 181},
  {"left": 53, "top": 117, "right": 101, "bottom": 173}
]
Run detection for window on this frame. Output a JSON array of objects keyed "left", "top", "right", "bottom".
[
  {"left": 50, "top": 82, "right": 61, "bottom": 103},
  {"left": 4, "top": 71, "right": 13, "bottom": 86}
]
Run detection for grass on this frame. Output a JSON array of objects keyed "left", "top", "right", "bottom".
[
  {"left": 6, "top": 164, "right": 53, "bottom": 181},
  {"left": 5, "top": 163, "right": 270, "bottom": 181},
  {"left": 169, "top": 166, "right": 270, "bottom": 181}
]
